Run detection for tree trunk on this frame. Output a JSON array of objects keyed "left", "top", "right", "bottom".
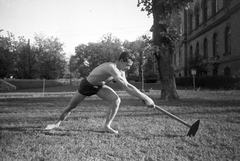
[
  {"left": 154, "top": 47, "right": 179, "bottom": 100},
  {"left": 152, "top": 0, "right": 179, "bottom": 100}
]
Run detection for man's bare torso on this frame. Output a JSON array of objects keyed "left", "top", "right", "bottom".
[{"left": 87, "top": 62, "right": 122, "bottom": 85}]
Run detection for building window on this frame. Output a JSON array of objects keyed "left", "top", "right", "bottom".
[
  {"left": 225, "top": 26, "right": 231, "bottom": 54},
  {"left": 211, "top": 0, "right": 217, "bottom": 15},
  {"left": 194, "top": 5, "right": 200, "bottom": 28},
  {"left": 190, "top": 46, "right": 193, "bottom": 60},
  {"left": 188, "top": 11, "right": 193, "bottom": 32},
  {"left": 213, "top": 33, "right": 218, "bottom": 57},
  {"left": 202, "top": 0, "right": 208, "bottom": 22},
  {"left": 196, "top": 42, "right": 199, "bottom": 57},
  {"left": 224, "top": 67, "right": 231, "bottom": 76},
  {"left": 204, "top": 38, "right": 208, "bottom": 59}
]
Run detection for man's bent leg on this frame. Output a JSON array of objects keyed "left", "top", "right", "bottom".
[
  {"left": 97, "top": 85, "right": 121, "bottom": 134},
  {"left": 46, "top": 91, "right": 86, "bottom": 130}
]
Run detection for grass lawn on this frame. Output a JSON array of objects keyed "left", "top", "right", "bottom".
[
  {"left": 3, "top": 82, "right": 163, "bottom": 93},
  {"left": 0, "top": 90, "right": 240, "bottom": 160}
]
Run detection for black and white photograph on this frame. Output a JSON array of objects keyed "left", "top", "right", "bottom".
[{"left": 1, "top": 0, "right": 240, "bottom": 160}]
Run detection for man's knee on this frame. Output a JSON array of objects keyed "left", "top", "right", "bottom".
[{"left": 114, "top": 97, "right": 121, "bottom": 106}]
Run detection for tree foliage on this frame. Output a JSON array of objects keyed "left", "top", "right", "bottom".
[
  {"left": 0, "top": 47, "right": 14, "bottom": 78},
  {"left": 137, "top": 0, "right": 192, "bottom": 16},
  {"left": 0, "top": 32, "right": 16, "bottom": 78},
  {"left": 137, "top": 0, "right": 193, "bottom": 54},
  {"left": 33, "top": 34, "right": 66, "bottom": 79},
  {"left": 138, "top": 0, "right": 192, "bottom": 47},
  {"left": 72, "top": 33, "right": 123, "bottom": 78},
  {"left": 70, "top": 33, "right": 153, "bottom": 79},
  {"left": 122, "top": 37, "right": 153, "bottom": 79},
  {"left": 0, "top": 32, "right": 67, "bottom": 79}
]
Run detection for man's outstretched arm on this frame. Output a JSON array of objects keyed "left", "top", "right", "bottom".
[{"left": 111, "top": 71, "right": 155, "bottom": 107}]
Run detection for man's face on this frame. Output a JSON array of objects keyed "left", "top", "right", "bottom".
[{"left": 119, "top": 59, "right": 133, "bottom": 71}]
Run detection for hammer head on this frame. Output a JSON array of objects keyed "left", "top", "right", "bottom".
[{"left": 187, "top": 120, "right": 200, "bottom": 137}]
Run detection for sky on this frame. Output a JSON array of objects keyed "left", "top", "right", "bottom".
[{"left": 0, "top": 0, "right": 153, "bottom": 57}]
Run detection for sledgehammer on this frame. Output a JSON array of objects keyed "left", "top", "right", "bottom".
[{"left": 154, "top": 105, "right": 200, "bottom": 137}]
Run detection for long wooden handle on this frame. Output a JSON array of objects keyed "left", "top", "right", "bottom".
[{"left": 155, "top": 105, "right": 191, "bottom": 128}]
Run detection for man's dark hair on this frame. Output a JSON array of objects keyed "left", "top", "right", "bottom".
[{"left": 118, "top": 52, "right": 135, "bottom": 62}]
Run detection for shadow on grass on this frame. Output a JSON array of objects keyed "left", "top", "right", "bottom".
[
  {"left": 0, "top": 126, "right": 188, "bottom": 139},
  {"left": 153, "top": 98, "right": 240, "bottom": 108},
  {"left": 0, "top": 125, "right": 43, "bottom": 133},
  {"left": 0, "top": 125, "right": 122, "bottom": 137},
  {"left": 123, "top": 130, "right": 186, "bottom": 140}
]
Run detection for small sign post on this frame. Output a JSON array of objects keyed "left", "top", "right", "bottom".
[{"left": 191, "top": 69, "right": 196, "bottom": 91}]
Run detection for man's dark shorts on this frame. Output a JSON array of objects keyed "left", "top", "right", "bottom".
[{"left": 78, "top": 78, "right": 102, "bottom": 96}]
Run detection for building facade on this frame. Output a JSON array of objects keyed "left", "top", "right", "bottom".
[{"left": 174, "top": 0, "right": 240, "bottom": 77}]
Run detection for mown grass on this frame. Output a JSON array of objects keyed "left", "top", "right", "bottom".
[
  {"left": 0, "top": 90, "right": 240, "bottom": 161},
  {"left": 4, "top": 82, "right": 162, "bottom": 93}
]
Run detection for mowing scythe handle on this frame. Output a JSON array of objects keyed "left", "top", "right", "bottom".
[{"left": 155, "top": 105, "right": 191, "bottom": 128}]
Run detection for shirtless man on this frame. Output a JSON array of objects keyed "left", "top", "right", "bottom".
[{"left": 46, "top": 52, "right": 155, "bottom": 134}]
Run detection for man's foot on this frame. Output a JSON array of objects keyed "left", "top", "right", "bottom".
[
  {"left": 104, "top": 126, "right": 119, "bottom": 134},
  {"left": 45, "top": 124, "right": 59, "bottom": 130}
]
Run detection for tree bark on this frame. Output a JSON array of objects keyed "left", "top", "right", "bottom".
[
  {"left": 152, "top": 0, "right": 179, "bottom": 100},
  {"left": 154, "top": 47, "right": 179, "bottom": 100}
]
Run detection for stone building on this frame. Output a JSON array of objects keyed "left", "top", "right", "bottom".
[{"left": 174, "top": 0, "right": 240, "bottom": 77}]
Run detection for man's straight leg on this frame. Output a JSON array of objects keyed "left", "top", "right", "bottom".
[
  {"left": 57, "top": 91, "right": 86, "bottom": 122},
  {"left": 46, "top": 91, "right": 86, "bottom": 130}
]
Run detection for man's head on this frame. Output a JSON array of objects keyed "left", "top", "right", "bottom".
[
  {"left": 118, "top": 52, "right": 135, "bottom": 62},
  {"left": 117, "top": 52, "right": 135, "bottom": 71}
]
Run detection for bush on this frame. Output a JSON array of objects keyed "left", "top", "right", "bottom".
[
  {"left": 175, "top": 77, "right": 192, "bottom": 87},
  {"left": 127, "top": 75, "right": 158, "bottom": 83},
  {"left": 5, "top": 79, "right": 63, "bottom": 89},
  {"left": 127, "top": 75, "right": 140, "bottom": 82},
  {"left": 144, "top": 74, "right": 157, "bottom": 83},
  {"left": 145, "top": 79, "right": 157, "bottom": 83},
  {"left": 176, "top": 76, "right": 240, "bottom": 90}
]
